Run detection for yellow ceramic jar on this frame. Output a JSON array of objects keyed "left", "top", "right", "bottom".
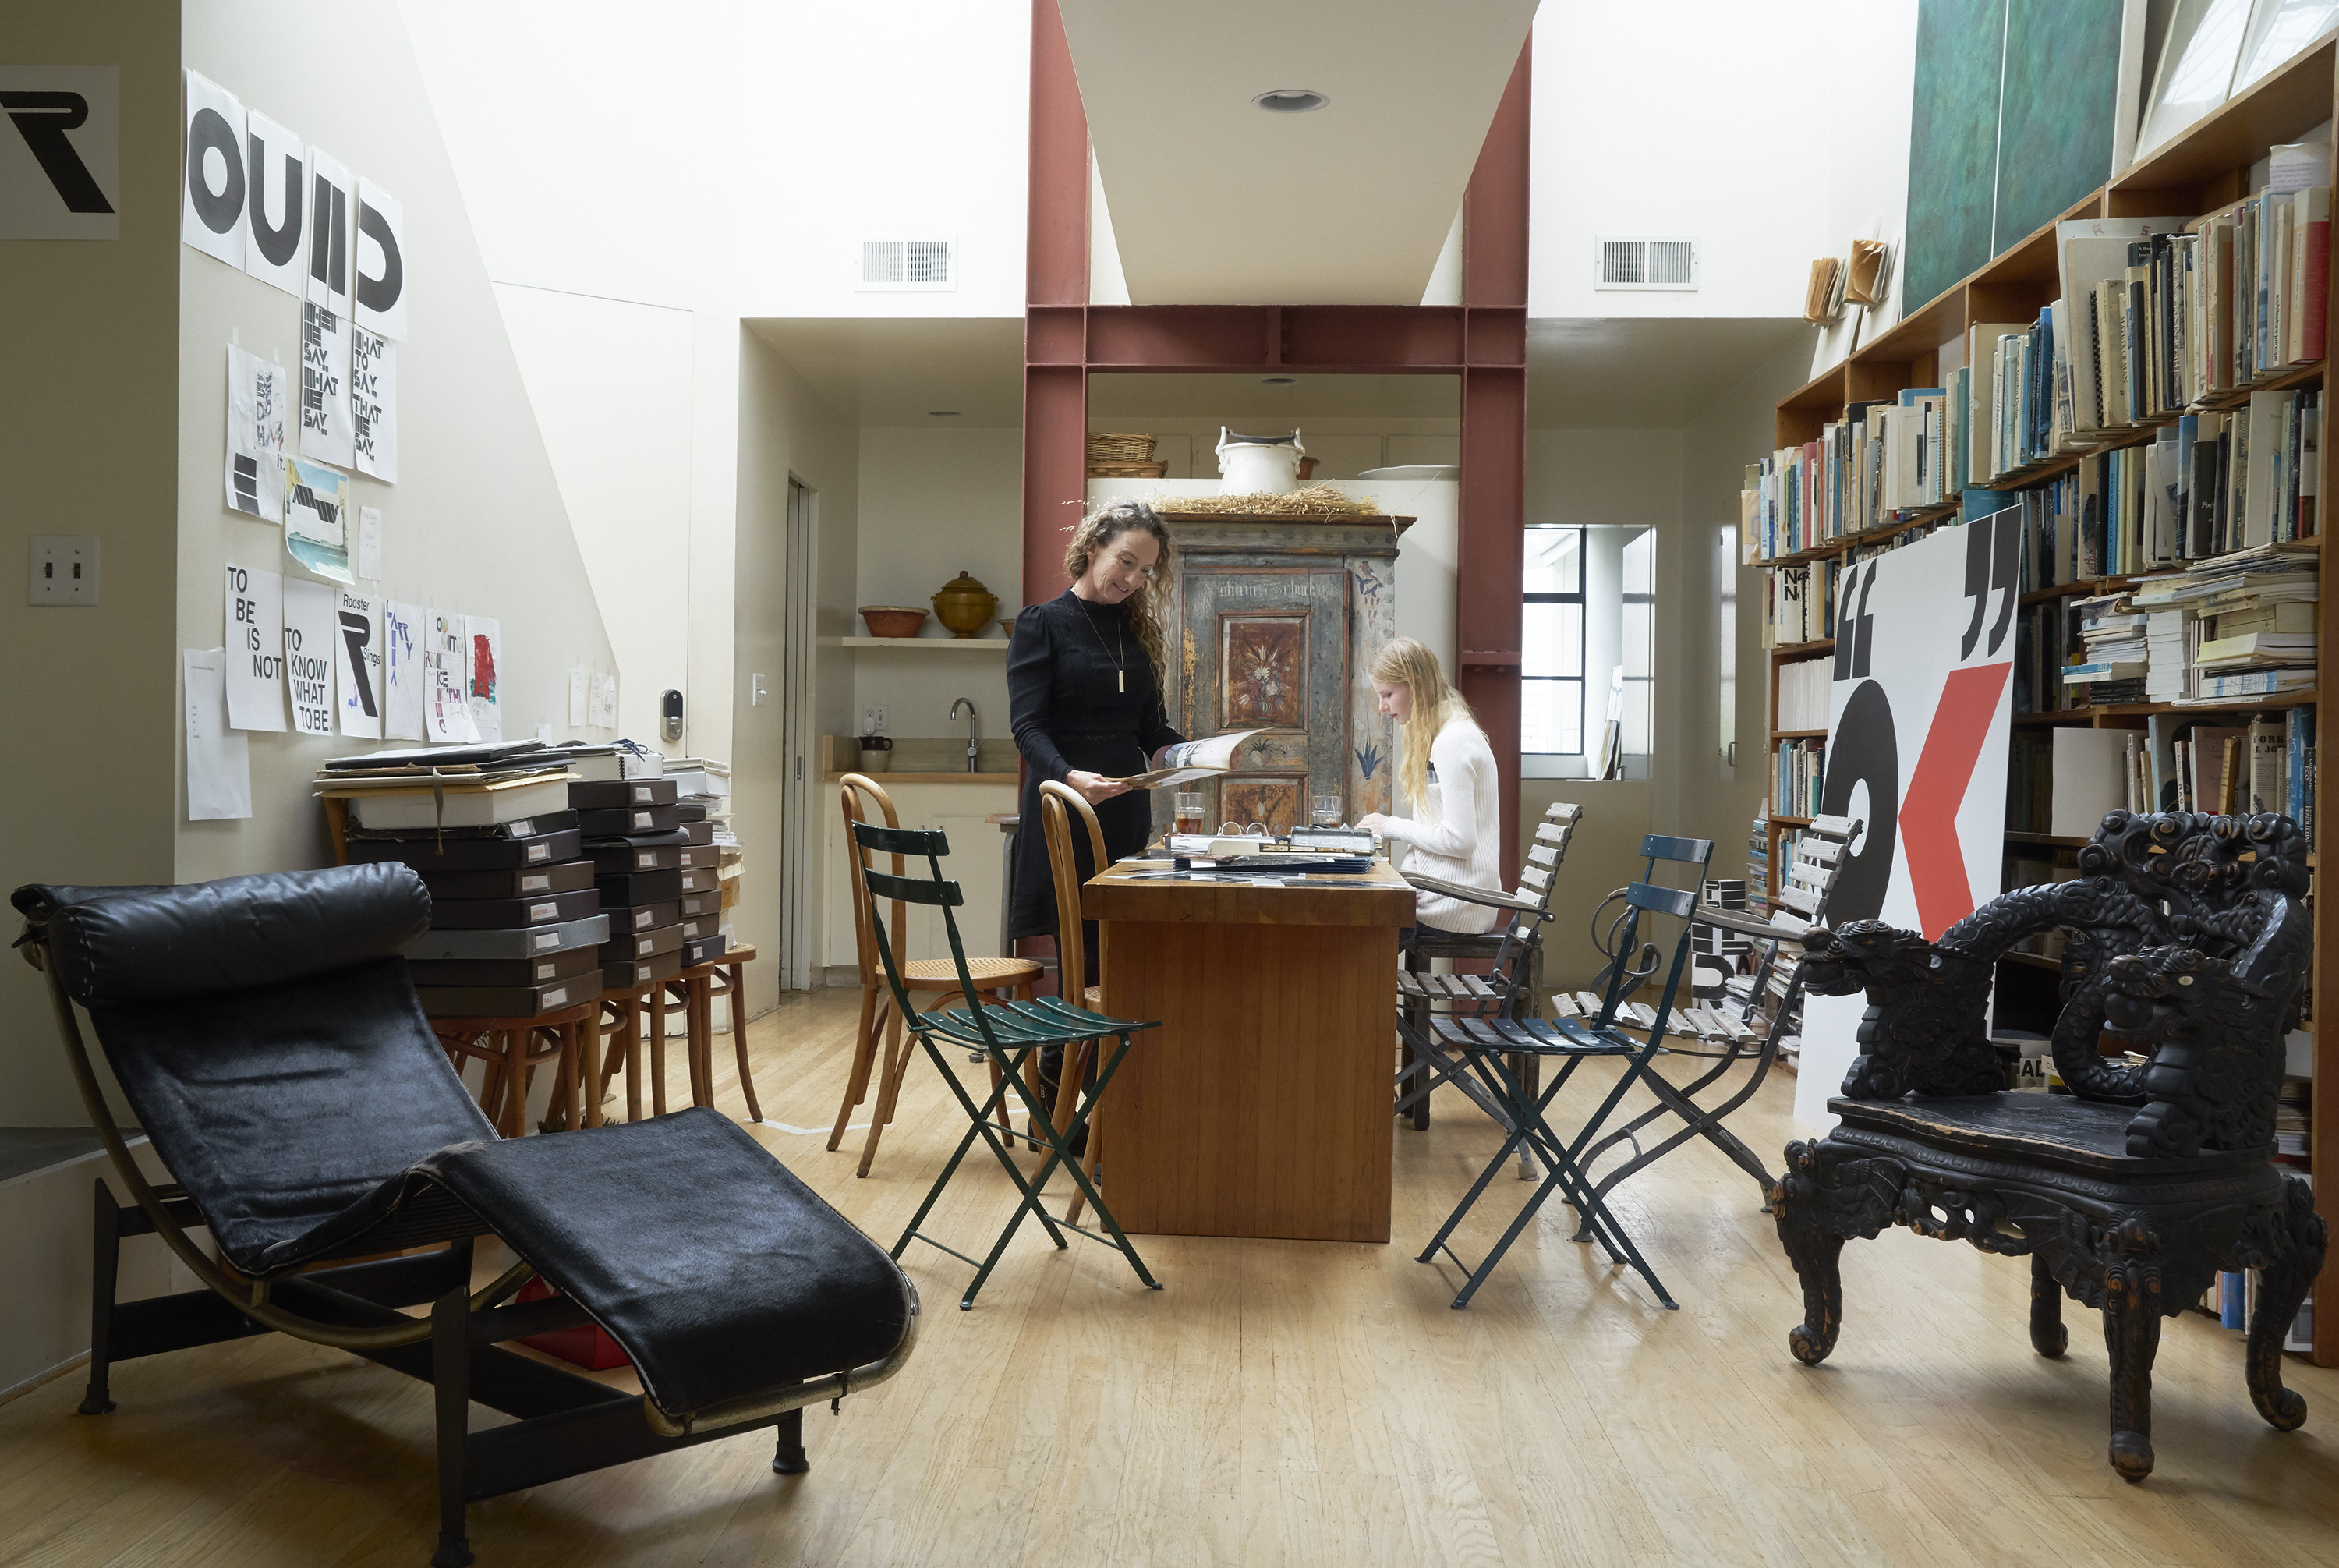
[{"left": 931, "top": 569, "right": 998, "bottom": 639}]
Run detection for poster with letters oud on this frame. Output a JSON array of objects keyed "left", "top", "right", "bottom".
[{"left": 1794, "top": 510, "right": 2018, "bottom": 1130}]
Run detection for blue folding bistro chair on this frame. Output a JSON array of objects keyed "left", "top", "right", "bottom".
[
  {"left": 851, "top": 819, "right": 1162, "bottom": 1310},
  {"left": 1415, "top": 832, "right": 1714, "bottom": 1310}
]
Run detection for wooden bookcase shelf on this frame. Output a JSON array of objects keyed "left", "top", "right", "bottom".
[{"left": 1749, "top": 31, "right": 2339, "bottom": 1364}]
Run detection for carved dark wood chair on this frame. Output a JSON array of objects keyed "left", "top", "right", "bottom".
[{"left": 1772, "top": 809, "right": 2323, "bottom": 1482}]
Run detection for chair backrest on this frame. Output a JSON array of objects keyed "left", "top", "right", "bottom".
[
  {"left": 1479, "top": 800, "right": 1582, "bottom": 996},
  {"left": 1739, "top": 813, "right": 1860, "bottom": 1022},
  {"left": 839, "top": 773, "right": 904, "bottom": 988},
  {"left": 14, "top": 865, "right": 496, "bottom": 1275},
  {"left": 849, "top": 819, "right": 1000, "bottom": 1048},
  {"left": 1037, "top": 780, "right": 1106, "bottom": 1003},
  {"left": 1591, "top": 877, "right": 1706, "bottom": 1033}
]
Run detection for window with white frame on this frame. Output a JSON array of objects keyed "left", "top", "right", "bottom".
[{"left": 1521, "top": 524, "right": 1656, "bottom": 780}]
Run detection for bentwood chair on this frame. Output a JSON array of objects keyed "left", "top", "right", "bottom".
[
  {"left": 1417, "top": 832, "right": 1714, "bottom": 1309},
  {"left": 1559, "top": 812, "right": 1860, "bottom": 1223},
  {"left": 833, "top": 774, "right": 1043, "bottom": 1176},
  {"left": 1035, "top": 780, "right": 1112, "bottom": 1221},
  {"left": 852, "top": 819, "right": 1161, "bottom": 1309}
]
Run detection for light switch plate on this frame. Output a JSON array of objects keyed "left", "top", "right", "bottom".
[
  {"left": 28, "top": 536, "right": 99, "bottom": 605},
  {"left": 752, "top": 672, "right": 769, "bottom": 706}
]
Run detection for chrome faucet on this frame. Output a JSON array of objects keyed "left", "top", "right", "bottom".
[{"left": 949, "top": 698, "right": 979, "bottom": 773}]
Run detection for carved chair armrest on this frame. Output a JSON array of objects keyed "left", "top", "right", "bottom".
[{"left": 1798, "top": 920, "right": 2005, "bottom": 1099}]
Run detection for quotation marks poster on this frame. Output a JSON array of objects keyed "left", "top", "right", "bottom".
[
  {"left": 223, "top": 562, "right": 285, "bottom": 731},
  {"left": 1795, "top": 511, "right": 2018, "bottom": 1130},
  {"left": 337, "top": 589, "right": 383, "bottom": 739},
  {"left": 384, "top": 600, "right": 423, "bottom": 741},
  {"left": 225, "top": 345, "right": 285, "bottom": 520},
  {"left": 281, "top": 578, "right": 338, "bottom": 737}
]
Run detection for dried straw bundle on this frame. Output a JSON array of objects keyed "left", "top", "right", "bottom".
[{"left": 1150, "top": 484, "right": 1385, "bottom": 518}]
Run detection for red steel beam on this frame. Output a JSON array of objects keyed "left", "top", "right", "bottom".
[
  {"left": 1457, "top": 40, "right": 1531, "bottom": 881},
  {"left": 1024, "top": 0, "right": 1088, "bottom": 609}
]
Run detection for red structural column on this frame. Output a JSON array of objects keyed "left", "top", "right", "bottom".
[
  {"left": 1458, "top": 43, "right": 1531, "bottom": 881},
  {"left": 1024, "top": 0, "right": 1089, "bottom": 609}
]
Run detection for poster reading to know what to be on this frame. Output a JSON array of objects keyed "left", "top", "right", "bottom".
[
  {"left": 383, "top": 599, "right": 424, "bottom": 741},
  {"left": 223, "top": 562, "right": 285, "bottom": 731},
  {"left": 465, "top": 616, "right": 501, "bottom": 742},
  {"left": 225, "top": 345, "right": 287, "bottom": 520},
  {"left": 281, "top": 578, "right": 338, "bottom": 737},
  {"left": 425, "top": 609, "right": 477, "bottom": 744},
  {"left": 1794, "top": 508, "right": 2019, "bottom": 1131},
  {"left": 299, "top": 300, "right": 352, "bottom": 468},
  {"left": 350, "top": 327, "right": 397, "bottom": 482},
  {"left": 336, "top": 588, "right": 383, "bottom": 739}
]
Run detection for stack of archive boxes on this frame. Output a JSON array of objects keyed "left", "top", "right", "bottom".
[{"left": 571, "top": 757, "right": 688, "bottom": 998}]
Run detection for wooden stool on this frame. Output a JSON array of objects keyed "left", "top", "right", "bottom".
[
  {"left": 661, "top": 962, "right": 721, "bottom": 1113},
  {"left": 701, "top": 942, "right": 763, "bottom": 1121},
  {"left": 593, "top": 982, "right": 667, "bottom": 1123},
  {"left": 433, "top": 1001, "right": 603, "bottom": 1138}
]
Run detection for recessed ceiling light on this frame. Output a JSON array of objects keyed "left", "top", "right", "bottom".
[
  {"left": 1252, "top": 89, "right": 1329, "bottom": 114},
  {"left": 928, "top": 409, "right": 961, "bottom": 416},
  {"left": 1261, "top": 375, "right": 1298, "bottom": 385}
]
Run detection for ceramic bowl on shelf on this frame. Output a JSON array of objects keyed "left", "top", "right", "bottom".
[
  {"left": 999, "top": 615, "right": 1016, "bottom": 639},
  {"left": 858, "top": 605, "right": 928, "bottom": 638},
  {"left": 931, "top": 570, "right": 998, "bottom": 639}
]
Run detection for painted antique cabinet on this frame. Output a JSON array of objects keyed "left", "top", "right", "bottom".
[{"left": 1159, "top": 515, "right": 1406, "bottom": 835}]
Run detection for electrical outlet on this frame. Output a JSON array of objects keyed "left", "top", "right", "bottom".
[
  {"left": 862, "top": 705, "right": 886, "bottom": 734},
  {"left": 28, "top": 536, "right": 99, "bottom": 605}
]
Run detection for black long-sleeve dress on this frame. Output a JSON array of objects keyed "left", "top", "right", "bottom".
[{"left": 1007, "top": 588, "right": 1185, "bottom": 943}]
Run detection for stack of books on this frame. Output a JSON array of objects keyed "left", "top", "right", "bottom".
[
  {"left": 1774, "top": 738, "right": 1825, "bottom": 819},
  {"left": 660, "top": 756, "right": 735, "bottom": 969},
  {"left": 2063, "top": 591, "right": 2147, "bottom": 705},
  {"left": 1745, "top": 808, "right": 1771, "bottom": 919},
  {"left": 317, "top": 742, "right": 609, "bottom": 1018},
  {"left": 2130, "top": 540, "right": 2320, "bottom": 701}
]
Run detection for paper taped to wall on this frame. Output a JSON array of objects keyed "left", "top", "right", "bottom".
[
  {"left": 224, "top": 562, "right": 286, "bottom": 731},
  {"left": 426, "top": 609, "right": 478, "bottom": 744},
  {"left": 281, "top": 577, "right": 338, "bottom": 737},
  {"left": 299, "top": 300, "right": 353, "bottom": 467},
  {"left": 283, "top": 455, "right": 351, "bottom": 581},
  {"left": 465, "top": 615, "right": 501, "bottom": 743},
  {"left": 356, "top": 504, "right": 381, "bottom": 580},
  {"left": 225, "top": 345, "right": 287, "bottom": 520},
  {"left": 337, "top": 588, "right": 382, "bottom": 739},
  {"left": 183, "top": 648, "right": 252, "bottom": 820},
  {"left": 569, "top": 666, "right": 588, "bottom": 725},
  {"left": 351, "top": 327, "right": 396, "bottom": 481},
  {"left": 384, "top": 599, "right": 423, "bottom": 740}
]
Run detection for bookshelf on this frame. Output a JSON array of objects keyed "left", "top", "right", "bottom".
[{"left": 1751, "top": 36, "right": 2339, "bottom": 1364}]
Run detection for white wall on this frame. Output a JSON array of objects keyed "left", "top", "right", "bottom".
[
  {"left": 175, "top": 1, "right": 619, "bottom": 889},
  {"left": 1807, "top": 0, "right": 1922, "bottom": 373}
]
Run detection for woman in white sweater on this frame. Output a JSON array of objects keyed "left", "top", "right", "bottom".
[{"left": 1357, "top": 638, "right": 1504, "bottom": 939}]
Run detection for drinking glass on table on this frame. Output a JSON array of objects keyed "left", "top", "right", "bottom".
[
  {"left": 1311, "top": 792, "right": 1343, "bottom": 827},
  {"left": 1173, "top": 791, "right": 1206, "bottom": 837}
]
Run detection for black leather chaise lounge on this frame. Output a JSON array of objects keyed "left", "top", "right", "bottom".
[{"left": 16, "top": 865, "right": 918, "bottom": 1568}]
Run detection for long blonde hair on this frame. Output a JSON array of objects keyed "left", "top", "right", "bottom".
[
  {"left": 1371, "top": 637, "right": 1474, "bottom": 811},
  {"left": 1063, "top": 501, "right": 1174, "bottom": 702}
]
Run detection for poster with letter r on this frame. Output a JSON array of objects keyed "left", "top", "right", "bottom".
[{"left": 1794, "top": 509, "right": 2019, "bottom": 1130}]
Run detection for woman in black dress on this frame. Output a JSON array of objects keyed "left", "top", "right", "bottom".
[{"left": 1007, "top": 501, "right": 1185, "bottom": 981}]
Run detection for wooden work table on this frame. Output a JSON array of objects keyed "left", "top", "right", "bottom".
[{"left": 1082, "top": 856, "right": 1414, "bottom": 1243}]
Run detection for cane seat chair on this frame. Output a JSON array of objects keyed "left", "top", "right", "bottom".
[
  {"left": 1035, "top": 780, "right": 1113, "bottom": 1220},
  {"left": 832, "top": 773, "right": 1043, "bottom": 1175},
  {"left": 15, "top": 865, "right": 915, "bottom": 1568}
]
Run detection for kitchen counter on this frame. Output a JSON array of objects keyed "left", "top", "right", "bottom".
[{"left": 825, "top": 771, "right": 1018, "bottom": 784}]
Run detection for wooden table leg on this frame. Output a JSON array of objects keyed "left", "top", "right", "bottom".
[
  {"left": 579, "top": 1016, "right": 603, "bottom": 1129},
  {"left": 724, "top": 965, "right": 763, "bottom": 1120},
  {"left": 649, "top": 986, "right": 670, "bottom": 1117}
]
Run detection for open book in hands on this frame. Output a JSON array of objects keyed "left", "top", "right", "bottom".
[{"left": 1108, "top": 728, "right": 1269, "bottom": 788}]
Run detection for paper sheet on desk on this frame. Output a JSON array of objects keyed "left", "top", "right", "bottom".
[{"left": 183, "top": 649, "right": 251, "bottom": 820}]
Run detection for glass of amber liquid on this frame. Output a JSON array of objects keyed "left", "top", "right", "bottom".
[{"left": 1173, "top": 791, "right": 1206, "bottom": 837}]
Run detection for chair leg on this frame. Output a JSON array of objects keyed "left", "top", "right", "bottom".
[
  {"left": 649, "top": 989, "right": 670, "bottom": 1117},
  {"left": 497, "top": 1033, "right": 528, "bottom": 1139},
  {"left": 80, "top": 1179, "right": 120, "bottom": 1415},
  {"left": 772, "top": 1405, "right": 809, "bottom": 1476},
  {"left": 622, "top": 1002, "right": 642, "bottom": 1124},
  {"left": 2247, "top": 1175, "right": 2324, "bottom": 1434},
  {"left": 1774, "top": 1145, "right": 1846, "bottom": 1366},
  {"left": 830, "top": 985, "right": 883, "bottom": 1150},
  {"left": 727, "top": 975, "right": 764, "bottom": 1121},
  {"left": 2102, "top": 1240, "right": 2164, "bottom": 1482},
  {"left": 579, "top": 1019, "right": 603, "bottom": 1130},
  {"left": 856, "top": 1004, "right": 915, "bottom": 1178},
  {"left": 2029, "top": 1253, "right": 2068, "bottom": 1358},
  {"left": 430, "top": 1287, "right": 475, "bottom": 1568}
]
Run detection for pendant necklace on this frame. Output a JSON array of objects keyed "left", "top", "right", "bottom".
[{"left": 1074, "top": 594, "right": 1127, "bottom": 693}]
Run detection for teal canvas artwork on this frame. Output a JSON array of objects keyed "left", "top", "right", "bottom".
[
  {"left": 1905, "top": 0, "right": 2008, "bottom": 311},
  {"left": 1994, "top": 0, "right": 2123, "bottom": 250}
]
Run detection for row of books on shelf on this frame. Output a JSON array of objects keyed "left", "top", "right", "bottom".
[
  {"left": 1760, "top": 518, "right": 1962, "bottom": 646},
  {"left": 1774, "top": 738, "right": 1824, "bottom": 819},
  {"left": 1982, "top": 179, "right": 2331, "bottom": 480},
  {"left": 1744, "top": 382, "right": 1969, "bottom": 560},
  {"left": 2001, "top": 712, "right": 2314, "bottom": 842},
  {"left": 1746, "top": 807, "right": 1771, "bottom": 919},
  {"left": 2058, "top": 539, "right": 2319, "bottom": 707},
  {"left": 1775, "top": 655, "right": 1832, "bottom": 731}
]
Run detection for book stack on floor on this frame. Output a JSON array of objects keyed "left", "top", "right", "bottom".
[{"left": 317, "top": 742, "right": 608, "bottom": 1018}]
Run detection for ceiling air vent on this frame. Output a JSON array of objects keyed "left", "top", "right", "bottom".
[
  {"left": 857, "top": 237, "right": 956, "bottom": 292},
  {"left": 1595, "top": 236, "right": 1697, "bottom": 291}
]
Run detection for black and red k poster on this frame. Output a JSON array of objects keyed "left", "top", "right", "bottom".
[{"left": 1796, "top": 509, "right": 2019, "bottom": 1127}]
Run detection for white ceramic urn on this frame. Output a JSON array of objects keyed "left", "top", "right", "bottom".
[{"left": 1215, "top": 427, "right": 1306, "bottom": 494}]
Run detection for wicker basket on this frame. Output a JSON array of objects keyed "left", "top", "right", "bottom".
[
  {"left": 1087, "top": 432, "right": 1155, "bottom": 465},
  {"left": 1086, "top": 460, "right": 1169, "bottom": 478}
]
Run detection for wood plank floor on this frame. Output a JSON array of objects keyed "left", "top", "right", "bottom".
[{"left": 9, "top": 987, "right": 2339, "bottom": 1566}]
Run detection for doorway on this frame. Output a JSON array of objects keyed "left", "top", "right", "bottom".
[{"left": 777, "top": 476, "right": 819, "bottom": 990}]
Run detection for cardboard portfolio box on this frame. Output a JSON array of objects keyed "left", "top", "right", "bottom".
[
  {"left": 419, "top": 860, "right": 595, "bottom": 901},
  {"left": 426, "top": 887, "right": 601, "bottom": 930},
  {"left": 679, "top": 933, "right": 727, "bottom": 968},
  {"left": 577, "top": 805, "right": 681, "bottom": 836},
  {"left": 596, "top": 869, "right": 683, "bottom": 907},
  {"left": 415, "top": 975, "right": 604, "bottom": 1018},
  {"left": 568, "top": 777, "right": 678, "bottom": 809},
  {"left": 601, "top": 922, "right": 685, "bottom": 964},
  {"left": 602, "top": 949, "right": 684, "bottom": 990},
  {"left": 583, "top": 834, "right": 685, "bottom": 872},
  {"left": 677, "top": 866, "right": 717, "bottom": 894},
  {"left": 405, "top": 914, "right": 611, "bottom": 961},
  {"left": 600, "top": 899, "right": 679, "bottom": 935},
  {"left": 348, "top": 826, "right": 582, "bottom": 871},
  {"left": 405, "top": 946, "right": 602, "bottom": 989}
]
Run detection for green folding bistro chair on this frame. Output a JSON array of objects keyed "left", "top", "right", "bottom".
[
  {"left": 851, "top": 819, "right": 1162, "bottom": 1311},
  {"left": 1415, "top": 832, "right": 1714, "bottom": 1310}
]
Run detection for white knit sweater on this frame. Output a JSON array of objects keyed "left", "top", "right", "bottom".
[{"left": 1378, "top": 715, "right": 1503, "bottom": 933}]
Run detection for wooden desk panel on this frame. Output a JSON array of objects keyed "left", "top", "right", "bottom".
[{"left": 1086, "top": 862, "right": 1411, "bottom": 1242}]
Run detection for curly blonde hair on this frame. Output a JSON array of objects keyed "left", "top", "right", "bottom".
[
  {"left": 1063, "top": 501, "right": 1175, "bottom": 702},
  {"left": 1371, "top": 637, "right": 1474, "bottom": 811}
]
